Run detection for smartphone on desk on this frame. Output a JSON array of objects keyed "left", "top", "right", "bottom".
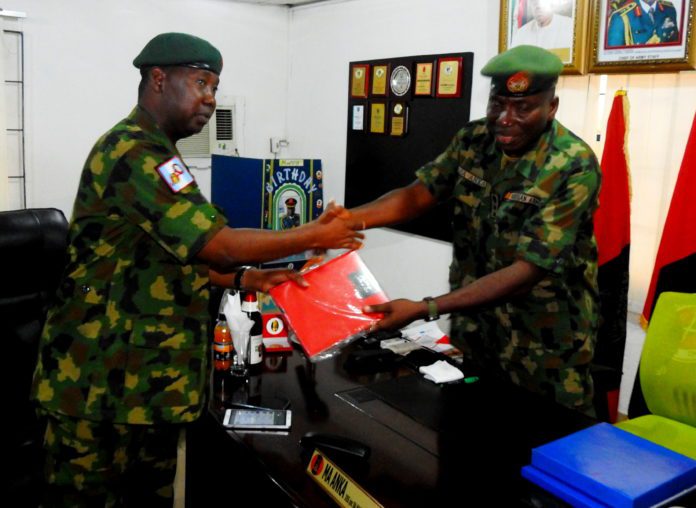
[{"left": 223, "top": 408, "right": 292, "bottom": 430}]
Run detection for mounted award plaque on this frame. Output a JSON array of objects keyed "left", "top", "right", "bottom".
[
  {"left": 414, "top": 62, "right": 435, "bottom": 97},
  {"left": 346, "top": 52, "right": 474, "bottom": 242},
  {"left": 389, "top": 65, "right": 411, "bottom": 97},
  {"left": 371, "top": 64, "right": 389, "bottom": 97},
  {"left": 390, "top": 102, "right": 408, "bottom": 137},
  {"left": 369, "top": 101, "right": 386, "bottom": 134},
  {"left": 352, "top": 104, "right": 365, "bottom": 131},
  {"left": 436, "top": 57, "right": 462, "bottom": 98},
  {"left": 350, "top": 64, "right": 370, "bottom": 98}
]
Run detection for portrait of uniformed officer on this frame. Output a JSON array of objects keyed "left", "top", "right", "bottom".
[
  {"left": 607, "top": 0, "right": 679, "bottom": 47},
  {"left": 281, "top": 197, "right": 302, "bottom": 230}
]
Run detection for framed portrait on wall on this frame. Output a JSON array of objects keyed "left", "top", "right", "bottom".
[
  {"left": 499, "top": 0, "right": 589, "bottom": 74},
  {"left": 588, "top": 0, "right": 696, "bottom": 72}
]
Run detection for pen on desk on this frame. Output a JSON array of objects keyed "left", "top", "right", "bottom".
[{"left": 463, "top": 376, "right": 479, "bottom": 384}]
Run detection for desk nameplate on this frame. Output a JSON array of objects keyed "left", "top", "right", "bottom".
[{"left": 307, "top": 449, "right": 383, "bottom": 508}]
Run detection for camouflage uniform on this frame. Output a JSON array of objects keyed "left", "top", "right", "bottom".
[
  {"left": 416, "top": 118, "right": 600, "bottom": 410},
  {"left": 32, "top": 105, "right": 227, "bottom": 503}
]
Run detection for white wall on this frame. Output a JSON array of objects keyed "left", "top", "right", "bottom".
[
  {"left": 285, "top": 0, "right": 500, "bottom": 316},
  {"left": 15, "top": 0, "right": 290, "bottom": 215},
  {"left": 9, "top": 0, "right": 694, "bottom": 410}
]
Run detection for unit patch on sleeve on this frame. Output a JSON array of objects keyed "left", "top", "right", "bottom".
[{"left": 156, "top": 156, "right": 194, "bottom": 193}]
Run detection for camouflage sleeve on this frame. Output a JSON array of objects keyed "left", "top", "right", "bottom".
[
  {"left": 516, "top": 157, "right": 600, "bottom": 275},
  {"left": 108, "top": 143, "right": 227, "bottom": 263},
  {"left": 415, "top": 128, "right": 465, "bottom": 202}
]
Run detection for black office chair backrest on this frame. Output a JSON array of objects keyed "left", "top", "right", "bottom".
[{"left": 0, "top": 208, "right": 69, "bottom": 500}]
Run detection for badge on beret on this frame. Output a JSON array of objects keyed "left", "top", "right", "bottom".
[
  {"left": 156, "top": 156, "right": 194, "bottom": 193},
  {"left": 506, "top": 71, "right": 530, "bottom": 94}
]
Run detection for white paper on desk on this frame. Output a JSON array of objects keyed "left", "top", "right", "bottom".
[
  {"left": 419, "top": 360, "right": 464, "bottom": 384},
  {"left": 401, "top": 321, "right": 454, "bottom": 353},
  {"left": 222, "top": 290, "right": 253, "bottom": 362}
]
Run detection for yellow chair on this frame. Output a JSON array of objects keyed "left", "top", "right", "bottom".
[{"left": 616, "top": 292, "right": 696, "bottom": 459}]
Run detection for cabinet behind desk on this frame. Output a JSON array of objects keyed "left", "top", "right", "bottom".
[{"left": 187, "top": 343, "right": 595, "bottom": 507}]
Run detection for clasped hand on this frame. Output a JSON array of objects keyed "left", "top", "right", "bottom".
[{"left": 309, "top": 203, "right": 364, "bottom": 251}]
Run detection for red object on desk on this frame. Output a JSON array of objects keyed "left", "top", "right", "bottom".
[{"left": 269, "top": 251, "right": 388, "bottom": 359}]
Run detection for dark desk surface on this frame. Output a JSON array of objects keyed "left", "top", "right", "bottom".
[{"left": 189, "top": 342, "right": 600, "bottom": 507}]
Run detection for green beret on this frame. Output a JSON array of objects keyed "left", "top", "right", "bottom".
[
  {"left": 481, "top": 45, "right": 563, "bottom": 97},
  {"left": 133, "top": 32, "right": 223, "bottom": 75}
]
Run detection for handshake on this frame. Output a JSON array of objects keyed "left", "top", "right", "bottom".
[
  {"left": 309, "top": 200, "right": 366, "bottom": 252},
  {"left": 238, "top": 201, "right": 366, "bottom": 293}
]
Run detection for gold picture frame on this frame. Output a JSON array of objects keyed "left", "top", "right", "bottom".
[
  {"left": 498, "top": 0, "right": 589, "bottom": 75},
  {"left": 588, "top": 0, "right": 696, "bottom": 73}
]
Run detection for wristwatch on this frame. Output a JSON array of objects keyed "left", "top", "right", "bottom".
[{"left": 423, "top": 296, "right": 439, "bottom": 322}]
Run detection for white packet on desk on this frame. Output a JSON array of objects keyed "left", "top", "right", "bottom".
[{"left": 419, "top": 360, "right": 464, "bottom": 384}]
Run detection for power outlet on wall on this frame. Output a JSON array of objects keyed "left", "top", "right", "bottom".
[{"left": 270, "top": 137, "right": 289, "bottom": 154}]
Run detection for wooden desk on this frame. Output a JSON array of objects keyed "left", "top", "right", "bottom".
[{"left": 187, "top": 342, "right": 603, "bottom": 507}]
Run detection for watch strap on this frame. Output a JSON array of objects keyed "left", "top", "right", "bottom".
[{"left": 423, "top": 296, "right": 439, "bottom": 322}]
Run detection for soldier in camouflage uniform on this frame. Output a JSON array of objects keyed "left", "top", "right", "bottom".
[
  {"left": 32, "top": 33, "right": 362, "bottom": 506},
  {"left": 352, "top": 45, "right": 600, "bottom": 413}
]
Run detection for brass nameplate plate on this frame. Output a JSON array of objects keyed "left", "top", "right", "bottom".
[{"left": 306, "top": 449, "right": 383, "bottom": 508}]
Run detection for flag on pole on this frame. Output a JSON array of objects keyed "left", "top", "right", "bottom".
[
  {"left": 631, "top": 111, "right": 696, "bottom": 418},
  {"left": 593, "top": 90, "right": 631, "bottom": 378},
  {"left": 641, "top": 112, "right": 696, "bottom": 326},
  {"left": 592, "top": 90, "right": 631, "bottom": 423}
]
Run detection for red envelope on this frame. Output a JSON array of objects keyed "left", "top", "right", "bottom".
[{"left": 269, "top": 251, "right": 388, "bottom": 359}]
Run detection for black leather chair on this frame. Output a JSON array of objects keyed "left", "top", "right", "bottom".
[{"left": 0, "top": 208, "right": 69, "bottom": 504}]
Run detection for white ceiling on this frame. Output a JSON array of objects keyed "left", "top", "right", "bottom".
[{"left": 227, "top": 0, "right": 332, "bottom": 6}]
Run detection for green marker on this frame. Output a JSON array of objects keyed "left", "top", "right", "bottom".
[{"left": 464, "top": 376, "right": 479, "bottom": 384}]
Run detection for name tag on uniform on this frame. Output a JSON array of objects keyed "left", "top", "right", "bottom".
[
  {"left": 157, "top": 156, "right": 194, "bottom": 193},
  {"left": 503, "top": 191, "right": 541, "bottom": 206},
  {"left": 458, "top": 167, "right": 488, "bottom": 188}
]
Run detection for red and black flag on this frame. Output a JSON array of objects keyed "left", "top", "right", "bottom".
[
  {"left": 594, "top": 91, "right": 631, "bottom": 371},
  {"left": 630, "top": 110, "right": 696, "bottom": 418},
  {"left": 593, "top": 90, "right": 631, "bottom": 422},
  {"left": 641, "top": 111, "right": 696, "bottom": 325}
]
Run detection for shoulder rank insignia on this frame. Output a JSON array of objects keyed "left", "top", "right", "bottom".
[
  {"left": 156, "top": 156, "right": 194, "bottom": 193},
  {"left": 613, "top": 1, "right": 636, "bottom": 15}
]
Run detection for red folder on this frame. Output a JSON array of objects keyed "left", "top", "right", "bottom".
[{"left": 269, "top": 251, "right": 388, "bottom": 359}]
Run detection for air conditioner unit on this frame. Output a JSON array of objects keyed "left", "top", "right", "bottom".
[{"left": 176, "top": 104, "right": 236, "bottom": 157}]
